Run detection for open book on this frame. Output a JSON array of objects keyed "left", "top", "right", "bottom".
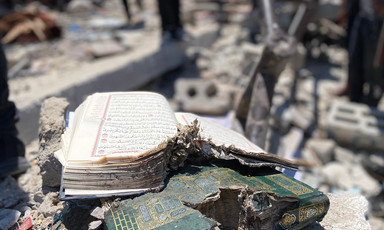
[{"left": 56, "top": 92, "right": 297, "bottom": 199}]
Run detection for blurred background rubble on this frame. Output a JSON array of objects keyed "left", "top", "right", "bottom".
[{"left": 1, "top": 0, "right": 384, "bottom": 229}]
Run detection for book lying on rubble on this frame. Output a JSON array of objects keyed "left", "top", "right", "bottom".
[
  {"left": 55, "top": 91, "right": 298, "bottom": 199},
  {"left": 105, "top": 164, "right": 330, "bottom": 230}
]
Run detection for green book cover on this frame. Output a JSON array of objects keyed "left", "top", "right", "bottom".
[{"left": 105, "top": 165, "right": 329, "bottom": 230}]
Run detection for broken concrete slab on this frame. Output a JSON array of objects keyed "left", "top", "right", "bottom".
[
  {"left": 174, "top": 78, "right": 232, "bottom": 115},
  {"left": 37, "top": 97, "right": 69, "bottom": 187}
]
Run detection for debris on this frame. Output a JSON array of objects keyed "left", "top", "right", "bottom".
[
  {"left": 88, "top": 220, "right": 103, "bottom": 230},
  {"left": 36, "top": 192, "right": 62, "bottom": 217},
  {"left": 90, "top": 207, "right": 105, "bottom": 220},
  {"left": 174, "top": 78, "right": 232, "bottom": 115},
  {"left": 306, "top": 138, "right": 336, "bottom": 164},
  {"left": 37, "top": 97, "right": 69, "bottom": 187},
  {"left": 18, "top": 216, "right": 33, "bottom": 230},
  {"left": 88, "top": 40, "right": 125, "bottom": 58}
]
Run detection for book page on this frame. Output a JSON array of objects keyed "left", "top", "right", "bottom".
[
  {"left": 66, "top": 92, "right": 178, "bottom": 163},
  {"left": 175, "top": 112, "right": 265, "bottom": 154}
]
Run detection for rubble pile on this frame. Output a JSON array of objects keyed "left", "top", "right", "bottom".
[{"left": 1, "top": 0, "right": 384, "bottom": 229}]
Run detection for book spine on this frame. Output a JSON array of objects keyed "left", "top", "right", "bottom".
[{"left": 275, "top": 193, "right": 330, "bottom": 230}]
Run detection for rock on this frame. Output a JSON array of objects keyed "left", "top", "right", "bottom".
[
  {"left": 37, "top": 97, "right": 69, "bottom": 187},
  {"left": 37, "top": 192, "right": 62, "bottom": 217},
  {"left": 289, "top": 106, "right": 314, "bottom": 134},
  {"left": 40, "top": 216, "right": 53, "bottom": 229},
  {"left": 0, "top": 209, "right": 21, "bottom": 230},
  {"left": 350, "top": 165, "right": 381, "bottom": 197},
  {"left": 321, "top": 162, "right": 354, "bottom": 190},
  {"left": 334, "top": 146, "right": 359, "bottom": 165},
  {"left": 306, "top": 138, "right": 336, "bottom": 164},
  {"left": 319, "top": 193, "right": 370, "bottom": 230},
  {"left": 89, "top": 220, "right": 103, "bottom": 230},
  {"left": 90, "top": 207, "right": 105, "bottom": 220},
  {"left": 89, "top": 40, "right": 125, "bottom": 58},
  {"left": 196, "top": 58, "right": 210, "bottom": 70},
  {"left": 33, "top": 191, "right": 44, "bottom": 203}
]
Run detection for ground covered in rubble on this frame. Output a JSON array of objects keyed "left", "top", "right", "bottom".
[{"left": 1, "top": 0, "right": 384, "bottom": 229}]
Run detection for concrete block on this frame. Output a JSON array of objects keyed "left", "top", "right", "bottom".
[
  {"left": 327, "top": 101, "right": 384, "bottom": 152},
  {"left": 174, "top": 78, "right": 232, "bottom": 115},
  {"left": 37, "top": 97, "right": 69, "bottom": 187}
]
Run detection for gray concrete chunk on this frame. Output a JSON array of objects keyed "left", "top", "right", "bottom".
[{"left": 37, "top": 97, "right": 69, "bottom": 187}]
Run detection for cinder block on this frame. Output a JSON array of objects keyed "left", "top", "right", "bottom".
[
  {"left": 327, "top": 101, "right": 384, "bottom": 151},
  {"left": 174, "top": 78, "right": 231, "bottom": 115}
]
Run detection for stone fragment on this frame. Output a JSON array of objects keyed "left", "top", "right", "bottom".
[
  {"left": 37, "top": 97, "right": 69, "bottom": 187},
  {"left": 321, "top": 162, "right": 353, "bottom": 190},
  {"left": 0, "top": 209, "right": 21, "bottom": 230},
  {"left": 89, "top": 220, "right": 103, "bottom": 230},
  {"left": 90, "top": 207, "right": 105, "bottom": 220},
  {"left": 334, "top": 146, "right": 358, "bottom": 165},
  {"left": 306, "top": 138, "right": 336, "bottom": 164},
  {"left": 350, "top": 165, "right": 381, "bottom": 197},
  {"left": 89, "top": 40, "right": 125, "bottom": 58},
  {"left": 37, "top": 192, "right": 62, "bottom": 218},
  {"left": 196, "top": 58, "right": 210, "bottom": 70}
]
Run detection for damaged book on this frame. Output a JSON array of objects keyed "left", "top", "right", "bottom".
[
  {"left": 105, "top": 164, "right": 330, "bottom": 230},
  {"left": 55, "top": 92, "right": 298, "bottom": 199}
]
